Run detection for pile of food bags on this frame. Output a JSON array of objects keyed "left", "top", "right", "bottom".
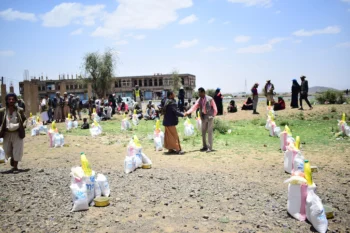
[
  {"left": 48, "top": 121, "right": 64, "bottom": 148},
  {"left": 124, "top": 136, "right": 152, "bottom": 174},
  {"left": 70, "top": 152, "right": 110, "bottom": 212},
  {"left": 338, "top": 113, "right": 350, "bottom": 136}
]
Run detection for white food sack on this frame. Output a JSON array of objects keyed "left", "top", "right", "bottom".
[
  {"left": 274, "top": 127, "right": 281, "bottom": 137},
  {"left": 96, "top": 173, "right": 110, "bottom": 197},
  {"left": 66, "top": 120, "right": 73, "bottom": 131},
  {"left": 31, "top": 128, "right": 39, "bottom": 136},
  {"left": 293, "top": 152, "right": 305, "bottom": 174},
  {"left": 54, "top": 133, "right": 62, "bottom": 148},
  {"left": 84, "top": 172, "right": 96, "bottom": 204},
  {"left": 184, "top": 121, "right": 195, "bottom": 137},
  {"left": 132, "top": 114, "right": 139, "bottom": 126},
  {"left": 306, "top": 190, "right": 328, "bottom": 233},
  {"left": 121, "top": 119, "right": 131, "bottom": 131},
  {"left": 141, "top": 152, "right": 152, "bottom": 165},
  {"left": 59, "top": 134, "right": 64, "bottom": 147},
  {"left": 73, "top": 121, "right": 78, "bottom": 129},
  {"left": 94, "top": 180, "right": 102, "bottom": 198},
  {"left": 124, "top": 156, "right": 135, "bottom": 174},
  {"left": 0, "top": 147, "right": 5, "bottom": 163},
  {"left": 70, "top": 181, "right": 89, "bottom": 212},
  {"left": 287, "top": 183, "right": 308, "bottom": 221},
  {"left": 284, "top": 148, "right": 300, "bottom": 174},
  {"left": 344, "top": 125, "right": 350, "bottom": 137}
]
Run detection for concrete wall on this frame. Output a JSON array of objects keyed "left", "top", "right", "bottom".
[{"left": 23, "top": 81, "right": 39, "bottom": 116}]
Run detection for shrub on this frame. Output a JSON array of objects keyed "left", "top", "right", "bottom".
[
  {"left": 315, "top": 90, "right": 347, "bottom": 104},
  {"left": 213, "top": 118, "right": 230, "bottom": 134}
]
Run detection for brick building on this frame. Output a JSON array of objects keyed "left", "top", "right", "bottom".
[{"left": 19, "top": 73, "right": 196, "bottom": 116}]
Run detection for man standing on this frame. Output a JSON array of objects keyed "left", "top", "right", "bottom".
[
  {"left": 213, "top": 88, "right": 223, "bottom": 115},
  {"left": 76, "top": 96, "right": 82, "bottom": 120},
  {"left": 40, "top": 95, "right": 49, "bottom": 125},
  {"left": 133, "top": 85, "right": 143, "bottom": 110},
  {"left": 178, "top": 87, "right": 185, "bottom": 112},
  {"left": 185, "top": 87, "right": 217, "bottom": 153},
  {"left": 264, "top": 80, "right": 275, "bottom": 105},
  {"left": 299, "top": 76, "right": 313, "bottom": 110},
  {"left": 69, "top": 94, "right": 77, "bottom": 120},
  {"left": 163, "top": 90, "right": 185, "bottom": 154},
  {"left": 54, "top": 92, "right": 63, "bottom": 122},
  {"left": 251, "top": 83, "right": 259, "bottom": 114},
  {"left": 63, "top": 92, "right": 70, "bottom": 120},
  {"left": 47, "top": 95, "right": 54, "bottom": 123},
  {"left": 0, "top": 93, "right": 27, "bottom": 173}
]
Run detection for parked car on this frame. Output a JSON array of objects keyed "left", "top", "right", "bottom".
[{"left": 122, "top": 97, "right": 136, "bottom": 108}]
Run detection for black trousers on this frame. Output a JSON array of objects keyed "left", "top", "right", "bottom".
[{"left": 300, "top": 93, "right": 312, "bottom": 108}]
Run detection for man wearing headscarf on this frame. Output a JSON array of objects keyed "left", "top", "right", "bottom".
[
  {"left": 63, "top": 92, "right": 70, "bottom": 121},
  {"left": 133, "top": 85, "right": 143, "bottom": 110},
  {"left": 213, "top": 88, "right": 223, "bottom": 115},
  {"left": 264, "top": 80, "right": 275, "bottom": 105},
  {"left": 0, "top": 93, "right": 27, "bottom": 173}
]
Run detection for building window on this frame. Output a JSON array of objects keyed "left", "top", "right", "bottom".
[
  {"left": 139, "top": 80, "right": 142, "bottom": 87},
  {"left": 154, "top": 79, "right": 158, "bottom": 86},
  {"left": 115, "top": 81, "right": 118, "bottom": 88},
  {"left": 75, "top": 84, "right": 78, "bottom": 89},
  {"left": 181, "top": 77, "right": 185, "bottom": 85},
  {"left": 149, "top": 79, "right": 153, "bottom": 86},
  {"left": 159, "top": 79, "right": 163, "bottom": 86},
  {"left": 122, "top": 80, "right": 126, "bottom": 87},
  {"left": 70, "top": 85, "right": 73, "bottom": 90},
  {"left": 144, "top": 79, "right": 147, "bottom": 87},
  {"left": 66, "top": 85, "right": 69, "bottom": 90},
  {"left": 57, "top": 85, "right": 60, "bottom": 90},
  {"left": 38, "top": 86, "right": 41, "bottom": 91},
  {"left": 84, "top": 84, "right": 87, "bottom": 89},
  {"left": 42, "top": 86, "right": 46, "bottom": 91}
]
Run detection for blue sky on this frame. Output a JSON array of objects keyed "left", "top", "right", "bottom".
[{"left": 0, "top": 0, "right": 349, "bottom": 93}]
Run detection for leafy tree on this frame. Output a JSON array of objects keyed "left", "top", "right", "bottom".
[
  {"left": 83, "top": 49, "right": 116, "bottom": 98},
  {"left": 171, "top": 70, "right": 182, "bottom": 93}
]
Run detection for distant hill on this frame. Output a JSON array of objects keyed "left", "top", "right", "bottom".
[{"left": 309, "top": 86, "right": 339, "bottom": 94}]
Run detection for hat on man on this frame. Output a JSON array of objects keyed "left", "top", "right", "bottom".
[
  {"left": 300, "top": 75, "right": 306, "bottom": 79},
  {"left": 76, "top": 96, "right": 80, "bottom": 99},
  {"left": 64, "top": 92, "right": 67, "bottom": 95},
  {"left": 266, "top": 80, "right": 271, "bottom": 82}
]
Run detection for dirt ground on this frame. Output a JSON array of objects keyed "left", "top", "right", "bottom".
[{"left": 0, "top": 102, "right": 350, "bottom": 233}]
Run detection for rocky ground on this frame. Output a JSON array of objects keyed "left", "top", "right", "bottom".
[{"left": 0, "top": 103, "right": 350, "bottom": 233}]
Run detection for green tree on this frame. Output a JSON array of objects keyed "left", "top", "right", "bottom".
[
  {"left": 83, "top": 49, "right": 116, "bottom": 98},
  {"left": 206, "top": 89, "right": 216, "bottom": 98},
  {"left": 171, "top": 70, "right": 182, "bottom": 93}
]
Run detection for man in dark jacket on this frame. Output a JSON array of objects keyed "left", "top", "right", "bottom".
[
  {"left": 178, "top": 87, "right": 185, "bottom": 112},
  {"left": 299, "top": 76, "right": 313, "bottom": 110},
  {"left": 163, "top": 90, "right": 185, "bottom": 155}
]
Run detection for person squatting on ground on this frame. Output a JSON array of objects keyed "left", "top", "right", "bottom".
[
  {"left": 251, "top": 83, "right": 260, "bottom": 114},
  {"left": 214, "top": 88, "right": 223, "bottom": 115},
  {"left": 291, "top": 79, "right": 300, "bottom": 109},
  {"left": 81, "top": 118, "right": 89, "bottom": 129},
  {"left": 145, "top": 104, "right": 157, "bottom": 120},
  {"left": 0, "top": 93, "right": 27, "bottom": 173},
  {"left": 299, "top": 75, "right": 313, "bottom": 110},
  {"left": 133, "top": 85, "right": 143, "bottom": 109},
  {"left": 162, "top": 90, "right": 185, "bottom": 155},
  {"left": 227, "top": 100, "right": 237, "bottom": 113},
  {"left": 264, "top": 80, "right": 275, "bottom": 105},
  {"left": 274, "top": 97, "right": 286, "bottom": 111},
  {"left": 185, "top": 87, "right": 217, "bottom": 153},
  {"left": 241, "top": 97, "right": 253, "bottom": 110}
]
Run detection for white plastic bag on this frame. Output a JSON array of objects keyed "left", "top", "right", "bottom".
[
  {"left": 196, "top": 118, "right": 202, "bottom": 132},
  {"left": 66, "top": 120, "right": 73, "bottom": 131},
  {"left": 0, "top": 147, "right": 5, "bottom": 163},
  {"left": 265, "top": 119, "right": 271, "bottom": 130},
  {"left": 94, "top": 180, "right": 102, "bottom": 198},
  {"left": 293, "top": 152, "right": 305, "bottom": 174},
  {"left": 53, "top": 133, "right": 63, "bottom": 148},
  {"left": 60, "top": 134, "right": 65, "bottom": 146},
  {"left": 344, "top": 125, "right": 350, "bottom": 137},
  {"left": 184, "top": 119, "right": 195, "bottom": 137},
  {"left": 38, "top": 125, "right": 48, "bottom": 134},
  {"left": 269, "top": 122, "right": 277, "bottom": 136},
  {"left": 287, "top": 183, "right": 308, "bottom": 221},
  {"left": 280, "top": 131, "right": 295, "bottom": 151},
  {"left": 124, "top": 156, "right": 135, "bottom": 174},
  {"left": 73, "top": 121, "right": 78, "bottom": 129},
  {"left": 132, "top": 114, "right": 139, "bottom": 126},
  {"left": 121, "top": 119, "right": 131, "bottom": 131},
  {"left": 84, "top": 172, "right": 96, "bottom": 205},
  {"left": 90, "top": 123, "right": 102, "bottom": 137},
  {"left": 306, "top": 190, "right": 328, "bottom": 233},
  {"left": 96, "top": 173, "right": 110, "bottom": 197},
  {"left": 31, "top": 127, "right": 39, "bottom": 136},
  {"left": 274, "top": 127, "right": 281, "bottom": 137},
  {"left": 154, "top": 130, "right": 164, "bottom": 151},
  {"left": 70, "top": 181, "right": 89, "bottom": 212},
  {"left": 141, "top": 152, "right": 152, "bottom": 165},
  {"left": 284, "top": 146, "right": 301, "bottom": 174}
]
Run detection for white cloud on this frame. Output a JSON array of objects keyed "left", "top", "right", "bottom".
[
  {"left": 0, "top": 8, "right": 37, "bottom": 22},
  {"left": 223, "top": 21, "right": 230, "bottom": 25},
  {"left": 227, "top": 0, "right": 272, "bottom": 7},
  {"left": 341, "top": 0, "right": 350, "bottom": 3},
  {"left": 204, "top": 46, "right": 227, "bottom": 52},
  {"left": 92, "top": 0, "right": 193, "bottom": 37},
  {"left": 70, "top": 28, "right": 83, "bottom": 35},
  {"left": 174, "top": 39, "right": 198, "bottom": 49},
  {"left": 236, "top": 37, "right": 285, "bottom": 54},
  {"left": 234, "top": 35, "right": 251, "bottom": 43},
  {"left": 133, "top": 34, "right": 146, "bottom": 40},
  {"left": 179, "top": 14, "right": 198, "bottom": 24},
  {"left": 293, "top": 26, "right": 341, "bottom": 37},
  {"left": 0, "top": 50, "right": 15, "bottom": 57},
  {"left": 115, "top": 40, "right": 129, "bottom": 45},
  {"left": 41, "top": 3, "right": 105, "bottom": 27},
  {"left": 336, "top": 41, "right": 350, "bottom": 48},
  {"left": 208, "top": 18, "right": 215, "bottom": 24},
  {"left": 293, "top": 39, "right": 302, "bottom": 44}
]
